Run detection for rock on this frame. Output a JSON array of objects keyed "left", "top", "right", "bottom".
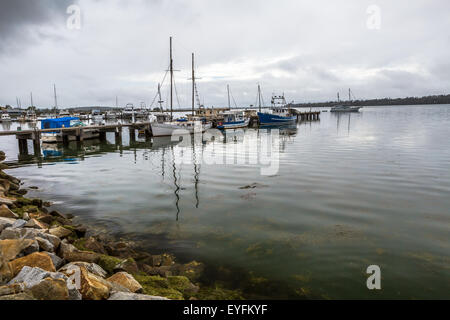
[
  {"left": 8, "top": 266, "right": 65, "bottom": 288},
  {"left": 239, "top": 183, "right": 268, "bottom": 189},
  {"left": 0, "top": 239, "right": 39, "bottom": 261},
  {"left": 64, "top": 250, "right": 100, "bottom": 264},
  {"left": 25, "top": 219, "right": 48, "bottom": 230},
  {"left": 49, "top": 226, "right": 73, "bottom": 239},
  {"left": 105, "top": 241, "right": 136, "bottom": 258},
  {"left": 0, "top": 196, "right": 15, "bottom": 207},
  {"left": 142, "top": 265, "right": 172, "bottom": 278},
  {"left": 9, "top": 252, "right": 56, "bottom": 276},
  {"left": 31, "top": 199, "right": 43, "bottom": 208},
  {"left": 36, "top": 215, "right": 54, "bottom": 225},
  {"left": 44, "top": 252, "right": 64, "bottom": 270},
  {"left": 75, "top": 237, "right": 106, "bottom": 254},
  {"left": 0, "top": 227, "right": 60, "bottom": 249},
  {"left": 0, "top": 218, "right": 17, "bottom": 233},
  {"left": 97, "top": 255, "right": 123, "bottom": 275},
  {"left": 114, "top": 258, "right": 139, "bottom": 274},
  {"left": 0, "top": 151, "right": 5, "bottom": 161},
  {"left": 78, "top": 266, "right": 111, "bottom": 300},
  {"left": 0, "top": 292, "right": 35, "bottom": 300},
  {"left": 35, "top": 237, "right": 54, "bottom": 252},
  {"left": 59, "top": 262, "right": 107, "bottom": 278},
  {"left": 43, "top": 201, "right": 52, "bottom": 207},
  {"left": 0, "top": 179, "right": 10, "bottom": 193},
  {"left": 0, "top": 283, "right": 24, "bottom": 296},
  {"left": 167, "top": 276, "right": 199, "bottom": 296},
  {"left": 0, "top": 204, "right": 17, "bottom": 219},
  {"left": 107, "top": 272, "right": 143, "bottom": 293},
  {"left": 11, "top": 219, "right": 27, "bottom": 229},
  {"left": 28, "top": 277, "right": 69, "bottom": 300},
  {"left": 172, "top": 261, "right": 205, "bottom": 282},
  {"left": 108, "top": 291, "right": 169, "bottom": 300},
  {"left": 49, "top": 210, "right": 66, "bottom": 219},
  {"left": 22, "top": 212, "right": 30, "bottom": 221},
  {"left": 0, "top": 257, "right": 13, "bottom": 284}
]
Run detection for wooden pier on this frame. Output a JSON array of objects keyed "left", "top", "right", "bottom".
[
  {"left": 0, "top": 122, "right": 153, "bottom": 155},
  {"left": 296, "top": 111, "right": 320, "bottom": 121}
]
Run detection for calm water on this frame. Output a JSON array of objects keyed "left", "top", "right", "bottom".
[{"left": 1, "top": 105, "right": 449, "bottom": 299}]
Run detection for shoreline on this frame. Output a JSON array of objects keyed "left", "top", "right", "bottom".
[{"left": 0, "top": 149, "right": 244, "bottom": 300}]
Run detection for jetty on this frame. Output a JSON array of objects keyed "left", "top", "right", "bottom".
[{"left": 0, "top": 122, "right": 152, "bottom": 155}]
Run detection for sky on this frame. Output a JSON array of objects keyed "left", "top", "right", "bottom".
[{"left": 0, "top": 0, "right": 449, "bottom": 109}]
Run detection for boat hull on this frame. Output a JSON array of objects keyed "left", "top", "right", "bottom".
[
  {"left": 41, "top": 129, "right": 100, "bottom": 143},
  {"left": 151, "top": 122, "right": 212, "bottom": 137},
  {"left": 217, "top": 119, "right": 250, "bottom": 129},
  {"left": 257, "top": 112, "right": 296, "bottom": 125},
  {"left": 330, "top": 106, "right": 362, "bottom": 112}
]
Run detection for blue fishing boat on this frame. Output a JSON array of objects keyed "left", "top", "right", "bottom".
[
  {"left": 257, "top": 93, "right": 296, "bottom": 125},
  {"left": 41, "top": 117, "right": 99, "bottom": 143},
  {"left": 217, "top": 111, "right": 250, "bottom": 129}
]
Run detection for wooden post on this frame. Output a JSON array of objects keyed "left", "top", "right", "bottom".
[
  {"left": 115, "top": 125, "right": 122, "bottom": 145},
  {"left": 99, "top": 131, "right": 107, "bottom": 141},
  {"left": 32, "top": 130, "right": 41, "bottom": 155},
  {"left": 18, "top": 138, "right": 28, "bottom": 155},
  {"left": 129, "top": 127, "right": 135, "bottom": 142}
]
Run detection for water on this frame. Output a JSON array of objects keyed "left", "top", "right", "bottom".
[{"left": 1, "top": 105, "right": 449, "bottom": 299}]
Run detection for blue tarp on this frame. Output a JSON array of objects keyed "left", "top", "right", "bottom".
[{"left": 41, "top": 117, "right": 79, "bottom": 130}]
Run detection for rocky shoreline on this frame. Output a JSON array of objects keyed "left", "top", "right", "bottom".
[{"left": 0, "top": 150, "right": 244, "bottom": 300}]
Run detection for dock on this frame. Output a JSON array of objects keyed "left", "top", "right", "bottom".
[{"left": 0, "top": 122, "right": 152, "bottom": 155}]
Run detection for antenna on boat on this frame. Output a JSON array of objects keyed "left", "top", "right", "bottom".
[
  {"left": 227, "top": 85, "right": 231, "bottom": 109},
  {"left": 258, "top": 84, "right": 262, "bottom": 112}
]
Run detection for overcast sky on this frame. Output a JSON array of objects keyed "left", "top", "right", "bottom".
[{"left": 0, "top": 0, "right": 449, "bottom": 109}]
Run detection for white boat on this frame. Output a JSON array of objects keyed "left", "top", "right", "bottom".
[
  {"left": 217, "top": 111, "right": 250, "bottom": 129},
  {"left": 91, "top": 110, "right": 104, "bottom": 123},
  {"left": 0, "top": 113, "right": 11, "bottom": 122},
  {"left": 59, "top": 109, "right": 70, "bottom": 117}
]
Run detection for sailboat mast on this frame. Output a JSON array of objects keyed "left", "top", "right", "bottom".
[
  {"left": 192, "top": 53, "right": 195, "bottom": 116},
  {"left": 348, "top": 88, "right": 351, "bottom": 102},
  {"left": 54, "top": 84, "right": 58, "bottom": 117},
  {"left": 258, "top": 84, "right": 262, "bottom": 112},
  {"left": 169, "top": 37, "right": 173, "bottom": 120},
  {"left": 337, "top": 92, "right": 340, "bottom": 103},
  {"left": 30, "top": 92, "right": 34, "bottom": 108},
  {"left": 227, "top": 85, "right": 231, "bottom": 109},
  {"left": 158, "top": 83, "right": 163, "bottom": 109}
]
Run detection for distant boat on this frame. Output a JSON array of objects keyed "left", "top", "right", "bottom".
[
  {"left": 331, "top": 88, "right": 362, "bottom": 112},
  {"left": 217, "top": 111, "right": 250, "bottom": 129},
  {"left": 1, "top": 113, "right": 12, "bottom": 122},
  {"left": 330, "top": 105, "right": 362, "bottom": 112},
  {"left": 257, "top": 90, "right": 296, "bottom": 125}
]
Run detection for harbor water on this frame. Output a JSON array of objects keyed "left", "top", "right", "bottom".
[{"left": 1, "top": 105, "right": 449, "bottom": 299}]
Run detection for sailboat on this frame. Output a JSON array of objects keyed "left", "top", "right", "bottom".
[
  {"left": 217, "top": 85, "right": 249, "bottom": 129},
  {"left": 330, "top": 89, "right": 362, "bottom": 112},
  {"left": 257, "top": 86, "right": 296, "bottom": 125},
  {"left": 151, "top": 38, "right": 211, "bottom": 137}
]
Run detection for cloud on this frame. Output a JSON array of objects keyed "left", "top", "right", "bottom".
[{"left": 0, "top": 0, "right": 449, "bottom": 108}]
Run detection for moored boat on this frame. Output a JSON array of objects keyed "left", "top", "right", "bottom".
[
  {"left": 257, "top": 93, "right": 296, "bottom": 125},
  {"left": 217, "top": 111, "right": 250, "bottom": 129},
  {"left": 41, "top": 117, "right": 100, "bottom": 143}
]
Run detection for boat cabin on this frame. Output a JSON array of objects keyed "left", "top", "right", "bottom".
[{"left": 41, "top": 117, "right": 80, "bottom": 130}]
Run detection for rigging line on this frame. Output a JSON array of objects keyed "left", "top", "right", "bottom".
[
  {"left": 149, "top": 69, "right": 169, "bottom": 108},
  {"left": 230, "top": 88, "right": 238, "bottom": 109},
  {"left": 173, "top": 76, "right": 181, "bottom": 109}
]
